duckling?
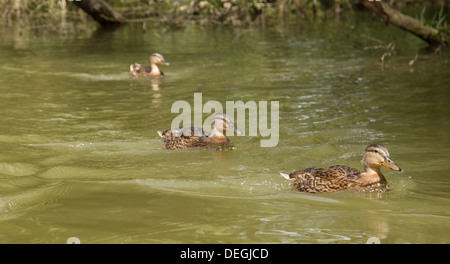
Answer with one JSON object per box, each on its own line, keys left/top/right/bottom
{"left": 157, "top": 113, "right": 242, "bottom": 150}
{"left": 130, "top": 52, "right": 169, "bottom": 78}
{"left": 280, "top": 144, "right": 402, "bottom": 193}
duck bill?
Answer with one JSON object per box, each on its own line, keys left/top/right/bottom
{"left": 382, "top": 157, "right": 402, "bottom": 172}
{"left": 161, "top": 60, "right": 170, "bottom": 66}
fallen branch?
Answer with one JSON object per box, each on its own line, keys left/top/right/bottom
{"left": 72, "top": 0, "right": 127, "bottom": 25}
{"left": 360, "top": 0, "right": 443, "bottom": 47}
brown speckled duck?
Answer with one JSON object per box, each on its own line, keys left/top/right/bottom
{"left": 280, "top": 144, "right": 402, "bottom": 193}
{"left": 130, "top": 52, "right": 169, "bottom": 78}
{"left": 157, "top": 113, "right": 242, "bottom": 150}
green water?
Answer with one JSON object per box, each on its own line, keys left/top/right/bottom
{"left": 0, "top": 17, "right": 449, "bottom": 244}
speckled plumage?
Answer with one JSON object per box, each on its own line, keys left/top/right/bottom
{"left": 287, "top": 165, "right": 361, "bottom": 193}
{"left": 158, "top": 127, "right": 231, "bottom": 150}
{"left": 129, "top": 63, "right": 164, "bottom": 78}
{"left": 281, "top": 144, "right": 402, "bottom": 193}
{"left": 157, "top": 113, "right": 241, "bottom": 150}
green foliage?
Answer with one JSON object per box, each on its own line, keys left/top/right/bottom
{"left": 418, "top": 5, "right": 449, "bottom": 43}
{"left": 318, "top": 0, "right": 334, "bottom": 10}
{"left": 1, "top": 0, "right": 448, "bottom": 32}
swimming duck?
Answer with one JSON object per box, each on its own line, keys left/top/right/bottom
{"left": 157, "top": 113, "right": 242, "bottom": 150}
{"left": 130, "top": 52, "right": 169, "bottom": 78}
{"left": 280, "top": 144, "right": 402, "bottom": 193}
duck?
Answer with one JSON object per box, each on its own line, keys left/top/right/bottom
{"left": 130, "top": 52, "right": 169, "bottom": 78}
{"left": 157, "top": 113, "right": 242, "bottom": 150}
{"left": 280, "top": 144, "right": 402, "bottom": 193}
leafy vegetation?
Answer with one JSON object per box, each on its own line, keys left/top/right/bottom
{"left": 1, "top": 0, "right": 448, "bottom": 45}
{"left": 418, "top": 5, "right": 449, "bottom": 43}
{"left": 0, "top": 0, "right": 446, "bottom": 25}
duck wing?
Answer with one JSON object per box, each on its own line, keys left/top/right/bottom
{"left": 158, "top": 127, "right": 211, "bottom": 149}
{"left": 130, "top": 64, "right": 156, "bottom": 78}
{"left": 288, "top": 165, "right": 361, "bottom": 193}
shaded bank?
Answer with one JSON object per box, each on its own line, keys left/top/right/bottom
{"left": 72, "top": 0, "right": 127, "bottom": 25}
{"left": 1, "top": 0, "right": 448, "bottom": 47}
{"left": 2, "top": 1, "right": 448, "bottom": 25}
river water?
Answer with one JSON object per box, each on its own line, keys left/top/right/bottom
{"left": 0, "top": 15, "right": 449, "bottom": 243}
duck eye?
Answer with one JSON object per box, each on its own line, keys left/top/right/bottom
{"left": 374, "top": 150, "right": 379, "bottom": 153}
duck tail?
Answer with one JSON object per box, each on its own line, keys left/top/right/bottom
{"left": 279, "top": 172, "right": 291, "bottom": 180}
{"left": 157, "top": 131, "right": 164, "bottom": 138}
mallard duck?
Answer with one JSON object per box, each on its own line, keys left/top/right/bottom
{"left": 280, "top": 144, "right": 402, "bottom": 193}
{"left": 130, "top": 52, "right": 169, "bottom": 78}
{"left": 157, "top": 113, "right": 242, "bottom": 150}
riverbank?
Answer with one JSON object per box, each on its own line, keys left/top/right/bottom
{"left": 1, "top": 0, "right": 448, "bottom": 28}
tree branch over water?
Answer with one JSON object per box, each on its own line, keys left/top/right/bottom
{"left": 71, "top": 0, "right": 127, "bottom": 25}
{"left": 360, "top": 0, "right": 445, "bottom": 47}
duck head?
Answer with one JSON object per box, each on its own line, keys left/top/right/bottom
{"left": 150, "top": 52, "right": 170, "bottom": 66}
{"left": 363, "top": 144, "right": 402, "bottom": 172}
{"left": 211, "top": 113, "right": 242, "bottom": 137}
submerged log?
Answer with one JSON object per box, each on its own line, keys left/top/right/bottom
{"left": 360, "top": 0, "right": 442, "bottom": 47}
{"left": 72, "top": 0, "right": 127, "bottom": 25}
